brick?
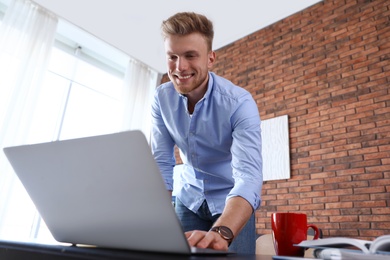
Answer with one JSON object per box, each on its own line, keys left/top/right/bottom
{"left": 340, "top": 194, "right": 370, "bottom": 201}
{"left": 340, "top": 208, "right": 372, "bottom": 215}
{"left": 267, "top": 199, "right": 287, "bottom": 206}
{"left": 300, "top": 203, "right": 325, "bottom": 211}
{"left": 307, "top": 136, "right": 333, "bottom": 145}
{"left": 381, "top": 157, "right": 390, "bottom": 165}
{"left": 348, "top": 146, "right": 379, "bottom": 156}
{"left": 318, "top": 222, "right": 340, "bottom": 230}
{"left": 313, "top": 183, "right": 339, "bottom": 192}
{"left": 290, "top": 162, "right": 310, "bottom": 170}
{"left": 338, "top": 180, "right": 368, "bottom": 189}
{"left": 267, "top": 188, "right": 288, "bottom": 195}
{"left": 329, "top": 215, "right": 359, "bottom": 222}
{"left": 369, "top": 178, "right": 390, "bottom": 187}
{"left": 379, "top": 145, "right": 390, "bottom": 152}
{"left": 340, "top": 222, "right": 370, "bottom": 230}
{"left": 311, "top": 171, "right": 337, "bottom": 179}
{"left": 370, "top": 222, "right": 390, "bottom": 230}
{"left": 313, "top": 209, "right": 341, "bottom": 216}
{"left": 353, "top": 172, "right": 385, "bottom": 181}
{"left": 309, "top": 147, "right": 335, "bottom": 156}
{"left": 365, "top": 151, "right": 390, "bottom": 160}
{"left": 361, "top": 114, "right": 390, "bottom": 125}
{"left": 306, "top": 216, "right": 330, "bottom": 223}
{"left": 276, "top": 193, "right": 299, "bottom": 200}
{"left": 276, "top": 205, "right": 300, "bottom": 212}
{"left": 289, "top": 198, "right": 313, "bottom": 205}
{"left": 372, "top": 207, "right": 390, "bottom": 215}
{"left": 354, "top": 186, "right": 386, "bottom": 194}
{"left": 330, "top": 229, "right": 359, "bottom": 237}
{"left": 348, "top": 134, "right": 376, "bottom": 145}
{"left": 299, "top": 179, "right": 324, "bottom": 186}
{"left": 336, "top": 167, "right": 365, "bottom": 176}
{"left": 351, "top": 159, "right": 380, "bottom": 169}
{"left": 334, "top": 155, "right": 363, "bottom": 164}
{"left": 346, "top": 110, "right": 374, "bottom": 121}
{"left": 325, "top": 201, "right": 354, "bottom": 210}
{"left": 356, "top": 102, "right": 386, "bottom": 114}
{"left": 321, "top": 151, "right": 348, "bottom": 160}
{"left": 366, "top": 165, "right": 390, "bottom": 173}
{"left": 327, "top": 171, "right": 354, "bottom": 181}
{"left": 297, "top": 167, "right": 324, "bottom": 175}
{"left": 359, "top": 214, "right": 390, "bottom": 222}
{"left": 326, "top": 130, "right": 359, "bottom": 140}
{"left": 324, "top": 163, "right": 350, "bottom": 172}
{"left": 297, "top": 144, "right": 321, "bottom": 153}
{"left": 313, "top": 195, "right": 339, "bottom": 204}
{"left": 354, "top": 200, "right": 387, "bottom": 208}
{"left": 262, "top": 183, "right": 277, "bottom": 190}
{"left": 333, "top": 143, "right": 361, "bottom": 152}
{"left": 360, "top": 226, "right": 390, "bottom": 236}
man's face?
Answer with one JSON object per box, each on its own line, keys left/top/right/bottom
{"left": 164, "top": 33, "right": 215, "bottom": 95}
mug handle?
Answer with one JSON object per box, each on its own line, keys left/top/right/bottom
{"left": 307, "top": 224, "right": 320, "bottom": 240}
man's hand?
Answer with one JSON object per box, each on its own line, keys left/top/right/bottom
{"left": 185, "top": 197, "right": 253, "bottom": 252}
{"left": 185, "top": 230, "right": 229, "bottom": 251}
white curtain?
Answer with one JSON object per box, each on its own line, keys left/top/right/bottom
{"left": 122, "top": 59, "right": 161, "bottom": 142}
{"left": 0, "top": 0, "right": 58, "bottom": 240}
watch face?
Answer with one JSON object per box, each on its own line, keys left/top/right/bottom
{"left": 210, "top": 226, "right": 234, "bottom": 246}
{"left": 218, "top": 226, "right": 233, "bottom": 239}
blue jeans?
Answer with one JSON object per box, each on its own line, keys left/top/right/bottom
{"left": 175, "top": 198, "right": 256, "bottom": 254}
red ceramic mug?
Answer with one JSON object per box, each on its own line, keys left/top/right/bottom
{"left": 271, "top": 212, "right": 319, "bottom": 257}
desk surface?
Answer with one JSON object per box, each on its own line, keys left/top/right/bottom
{"left": 0, "top": 240, "right": 273, "bottom": 260}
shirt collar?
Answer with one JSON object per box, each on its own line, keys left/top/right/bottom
{"left": 203, "top": 72, "right": 214, "bottom": 101}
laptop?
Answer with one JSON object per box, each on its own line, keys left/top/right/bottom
{"left": 3, "top": 130, "right": 228, "bottom": 255}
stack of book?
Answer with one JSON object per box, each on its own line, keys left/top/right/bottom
{"left": 294, "top": 235, "right": 390, "bottom": 260}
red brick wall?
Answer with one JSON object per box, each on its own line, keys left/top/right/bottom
{"left": 211, "top": 0, "right": 390, "bottom": 240}
{"left": 163, "top": 0, "right": 390, "bottom": 240}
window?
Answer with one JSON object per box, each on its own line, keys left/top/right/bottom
{"left": 33, "top": 44, "right": 126, "bottom": 143}
{"left": 0, "top": 3, "right": 158, "bottom": 243}
{"left": 20, "top": 43, "right": 127, "bottom": 243}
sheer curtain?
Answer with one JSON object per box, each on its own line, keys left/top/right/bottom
{"left": 0, "top": 0, "right": 162, "bottom": 243}
{"left": 122, "top": 59, "right": 161, "bottom": 141}
{"left": 0, "top": 0, "right": 58, "bottom": 240}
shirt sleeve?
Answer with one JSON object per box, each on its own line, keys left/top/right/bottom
{"left": 150, "top": 88, "right": 176, "bottom": 191}
{"left": 227, "top": 93, "right": 263, "bottom": 210}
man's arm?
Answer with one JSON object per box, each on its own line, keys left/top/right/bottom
{"left": 185, "top": 196, "right": 253, "bottom": 251}
{"left": 151, "top": 87, "right": 177, "bottom": 190}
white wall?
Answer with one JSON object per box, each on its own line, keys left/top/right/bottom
{"left": 31, "top": 0, "right": 322, "bottom": 73}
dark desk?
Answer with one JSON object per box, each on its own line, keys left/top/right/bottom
{"left": 0, "top": 240, "right": 273, "bottom": 260}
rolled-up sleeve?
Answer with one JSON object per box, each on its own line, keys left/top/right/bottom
{"left": 227, "top": 95, "right": 263, "bottom": 210}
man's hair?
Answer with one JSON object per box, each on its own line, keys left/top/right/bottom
{"left": 161, "top": 12, "right": 214, "bottom": 51}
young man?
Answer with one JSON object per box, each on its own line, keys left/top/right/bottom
{"left": 151, "top": 12, "right": 263, "bottom": 254}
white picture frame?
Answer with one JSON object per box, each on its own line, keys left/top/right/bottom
{"left": 262, "top": 115, "right": 290, "bottom": 181}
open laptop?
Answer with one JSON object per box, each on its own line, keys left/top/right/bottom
{"left": 3, "top": 130, "right": 228, "bottom": 255}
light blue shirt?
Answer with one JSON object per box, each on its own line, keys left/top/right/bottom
{"left": 151, "top": 72, "right": 263, "bottom": 215}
